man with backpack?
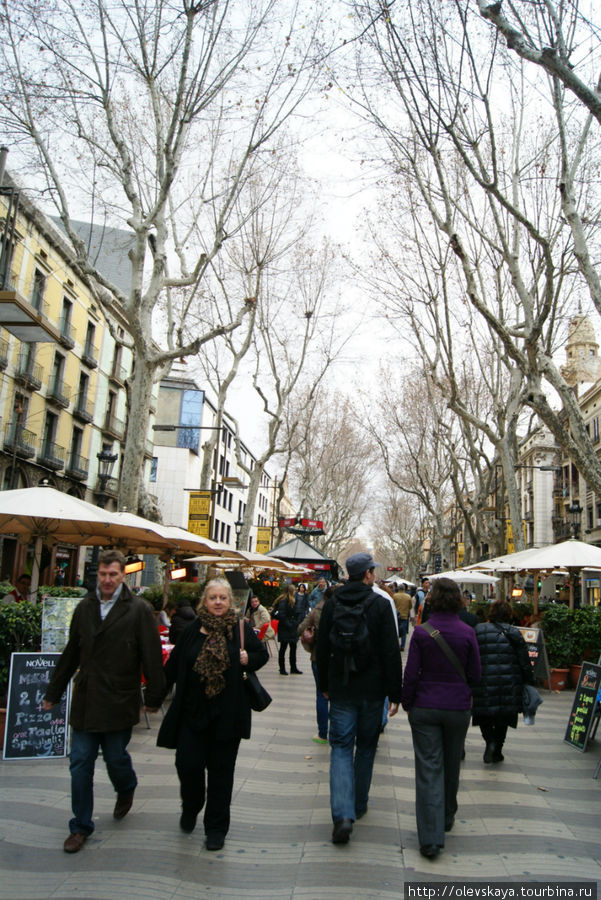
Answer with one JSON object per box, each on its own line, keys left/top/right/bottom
{"left": 316, "top": 552, "right": 403, "bottom": 845}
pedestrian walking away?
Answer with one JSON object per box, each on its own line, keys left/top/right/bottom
{"left": 272, "top": 584, "right": 304, "bottom": 675}
{"left": 157, "top": 578, "right": 268, "bottom": 851}
{"left": 316, "top": 552, "right": 403, "bottom": 846}
{"left": 401, "top": 577, "right": 481, "bottom": 861}
{"left": 471, "top": 600, "right": 534, "bottom": 764}
{"left": 298, "top": 587, "right": 331, "bottom": 743}
{"left": 42, "top": 549, "right": 165, "bottom": 854}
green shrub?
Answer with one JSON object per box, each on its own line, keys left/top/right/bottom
{"left": 141, "top": 580, "right": 205, "bottom": 611}
{"left": 38, "top": 586, "right": 86, "bottom": 598}
{"left": 0, "top": 601, "right": 43, "bottom": 703}
{"left": 541, "top": 604, "right": 574, "bottom": 669}
{"left": 572, "top": 606, "right": 601, "bottom": 663}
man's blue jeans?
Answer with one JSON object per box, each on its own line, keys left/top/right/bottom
{"left": 328, "top": 698, "right": 382, "bottom": 822}
{"left": 311, "top": 660, "right": 329, "bottom": 740}
{"left": 69, "top": 727, "right": 136, "bottom": 835}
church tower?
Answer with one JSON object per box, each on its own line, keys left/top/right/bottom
{"left": 560, "top": 315, "right": 601, "bottom": 389}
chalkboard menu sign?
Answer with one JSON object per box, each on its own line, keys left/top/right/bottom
{"left": 3, "top": 653, "right": 70, "bottom": 760}
{"left": 564, "top": 662, "right": 601, "bottom": 753}
{"left": 517, "top": 626, "right": 549, "bottom": 682}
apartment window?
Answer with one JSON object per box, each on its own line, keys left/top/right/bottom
{"left": 228, "top": 493, "right": 232, "bottom": 513}
{"left": 149, "top": 457, "right": 158, "bottom": 482}
{"left": 31, "top": 269, "right": 46, "bottom": 311}
{"left": 84, "top": 322, "right": 96, "bottom": 355}
{"left": 594, "top": 417, "right": 599, "bottom": 442}
{"left": 588, "top": 507, "right": 594, "bottom": 530}
{"left": 70, "top": 427, "right": 83, "bottom": 463}
{"left": 220, "top": 521, "right": 226, "bottom": 543}
{"left": 226, "top": 524, "right": 231, "bottom": 544}
{"left": 51, "top": 352, "right": 65, "bottom": 390}
{"left": 78, "top": 371, "right": 89, "bottom": 403}
{"left": 43, "top": 410, "right": 58, "bottom": 451}
{"left": 219, "top": 454, "right": 225, "bottom": 475}
{"left": 213, "top": 518, "right": 220, "bottom": 542}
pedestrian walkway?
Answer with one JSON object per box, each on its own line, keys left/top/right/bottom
{"left": 1, "top": 653, "right": 600, "bottom": 899}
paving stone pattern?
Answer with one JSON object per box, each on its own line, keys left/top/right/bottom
{"left": 1, "top": 652, "right": 600, "bottom": 899}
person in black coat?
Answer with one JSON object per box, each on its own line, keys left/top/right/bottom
{"left": 168, "top": 596, "right": 196, "bottom": 644}
{"left": 471, "top": 600, "right": 534, "bottom": 764}
{"left": 272, "top": 584, "right": 304, "bottom": 675}
{"left": 157, "top": 579, "right": 268, "bottom": 850}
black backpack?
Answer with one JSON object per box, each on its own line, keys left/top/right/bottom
{"left": 329, "top": 594, "right": 375, "bottom": 685}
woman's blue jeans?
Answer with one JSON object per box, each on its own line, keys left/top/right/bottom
{"left": 328, "top": 698, "right": 382, "bottom": 822}
{"left": 69, "top": 727, "right": 136, "bottom": 835}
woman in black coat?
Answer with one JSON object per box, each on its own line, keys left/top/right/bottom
{"left": 157, "top": 579, "right": 268, "bottom": 850}
{"left": 272, "top": 584, "right": 303, "bottom": 675}
{"left": 472, "top": 600, "right": 534, "bottom": 764}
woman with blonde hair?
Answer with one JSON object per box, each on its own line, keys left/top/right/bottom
{"left": 272, "top": 583, "right": 303, "bottom": 675}
{"left": 157, "top": 579, "right": 268, "bottom": 850}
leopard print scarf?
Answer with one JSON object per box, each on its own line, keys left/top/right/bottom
{"left": 193, "top": 607, "right": 238, "bottom": 698}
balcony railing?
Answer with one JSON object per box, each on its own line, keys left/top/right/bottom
{"left": 95, "top": 475, "right": 118, "bottom": 498}
{"left": 14, "top": 354, "right": 43, "bottom": 391}
{"left": 102, "top": 413, "right": 125, "bottom": 439}
{"left": 58, "top": 316, "right": 76, "bottom": 349}
{"left": 3, "top": 423, "right": 37, "bottom": 459}
{"left": 73, "top": 393, "right": 94, "bottom": 423}
{"left": 0, "top": 338, "right": 8, "bottom": 370}
{"left": 81, "top": 343, "right": 98, "bottom": 368}
{"left": 66, "top": 452, "right": 89, "bottom": 480}
{"left": 109, "top": 363, "right": 127, "bottom": 386}
{"left": 47, "top": 379, "right": 71, "bottom": 409}
{"left": 38, "top": 440, "right": 66, "bottom": 470}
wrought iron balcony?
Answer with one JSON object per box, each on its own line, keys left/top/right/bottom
{"left": 109, "top": 363, "right": 127, "bottom": 386}
{"left": 38, "top": 439, "right": 66, "bottom": 470}
{"left": 3, "top": 422, "right": 37, "bottom": 459}
{"left": 14, "top": 353, "right": 43, "bottom": 391}
{"left": 81, "top": 342, "right": 98, "bottom": 368}
{"left": 66, "top": 452, "right": 89, "bottom": 480}
{"left": 58, "top": 316, "right": 76, "bottom": 349}
{"left": 0, "top": 338, "right": 8, "bottom": 370}
{"left": 47, "top": 379, "right": 71, "bottom": 409}
{"left": 73, "top": 393, "right": 94, "bottom": 424}
{"left": 102, "top": 412, "right": 125, "bottom": 440}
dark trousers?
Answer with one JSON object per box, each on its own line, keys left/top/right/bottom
{"left": 278, "top": 640, "right": 298, "bottom": 673}
{"left": 175, "top": 721, "right": 241, "bottom": 837}
{"left": 479, "top": 719, "right": 508, "bottom": 750}
{"left": 69, "top": 727, "right": 136, "bottom": 836}
{"left": 408, "top": 707, "right": 470, "bottom": 849}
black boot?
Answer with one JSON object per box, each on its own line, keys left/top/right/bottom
{"left": 483, "top": 742, "right": 495, "bottom": 764}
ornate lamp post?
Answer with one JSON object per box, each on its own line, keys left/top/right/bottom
{"left": 235, "top": 517, "right": 244, "bottom": 551}
{"left": 86, "top": 449, "right": 118, "bottom": 591}
{"left": 568, "top": 501, "right": 583, "bottom": 539}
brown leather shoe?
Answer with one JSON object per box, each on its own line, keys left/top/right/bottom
{"left": 64, "top": 832, "right": 87, "bottom": 853}
{"left": 113, "top": 789, "right": 135, "bottom": 820}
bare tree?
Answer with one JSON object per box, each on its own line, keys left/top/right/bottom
{"left": 477, "top": 0, "right": 601, "bottom": 126}
{"left": 346, "top": 0, "right": 601, "bottom": 498}
{"left": 286, "top": 389, "right": 375, "bottom": 559}
{"left": 0, "top": 0, "right": 327, "bottom": 512}
{"left": 230, "top": 240, "right": 350, "bottom": 550}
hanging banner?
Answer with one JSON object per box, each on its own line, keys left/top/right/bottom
{"left": 188, "top": 491, "right": 212, "bottom": 538}
{"left": 256, "top": 526, "right": 272, "bottom": 554}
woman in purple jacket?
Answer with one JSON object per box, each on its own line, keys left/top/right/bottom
{"left": 402, "top": 578, "right": 481, "bottom": 860}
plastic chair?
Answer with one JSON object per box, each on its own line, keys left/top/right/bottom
{"left": 258, "top": 621, "right": 276, "bottom": 656}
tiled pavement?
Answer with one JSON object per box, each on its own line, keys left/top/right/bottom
{"left": 1, "top": 651, "right": 600, "bottom": 899}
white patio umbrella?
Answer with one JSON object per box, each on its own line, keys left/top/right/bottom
{"left": 428, "top": 569, "right": 499, "bottom": 585}
{"left": 0, "top": 486, "right": 132, "bottom": 598}
{"left": 463, "top": 547, "right": 546, "bottom": 573}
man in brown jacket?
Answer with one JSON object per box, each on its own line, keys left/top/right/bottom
{"left": 43, "top": 549, "right": 165, "bottom": 853}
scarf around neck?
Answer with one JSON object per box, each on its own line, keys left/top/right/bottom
{"left": 193, "top": 606, "right": 238, "bottom": 698}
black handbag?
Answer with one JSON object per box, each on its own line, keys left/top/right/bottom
{"left": 239, "top": 621, "right": 272, "bottom": 711}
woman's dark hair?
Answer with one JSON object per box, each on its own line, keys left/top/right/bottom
{"left": 429, "top": 577, "right": 462, "bottom": 613}
{"left": 297, "top": 583, "right": 306, "bottom": 593}
{"left": 488, "top": 600, "right": 512, "bottom": 623}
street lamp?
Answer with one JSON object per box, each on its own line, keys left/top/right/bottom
{"left": 86, "top": 449, "right": 118, "bottom": 590}
{"left": 235, "top": 518, "right": 244, "bottom": 551}
{"left": 568, "top": 501, "right": 583, "bottom": 539}
{"left": 96, "top": 448, "right": 118, "bottom": 509}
